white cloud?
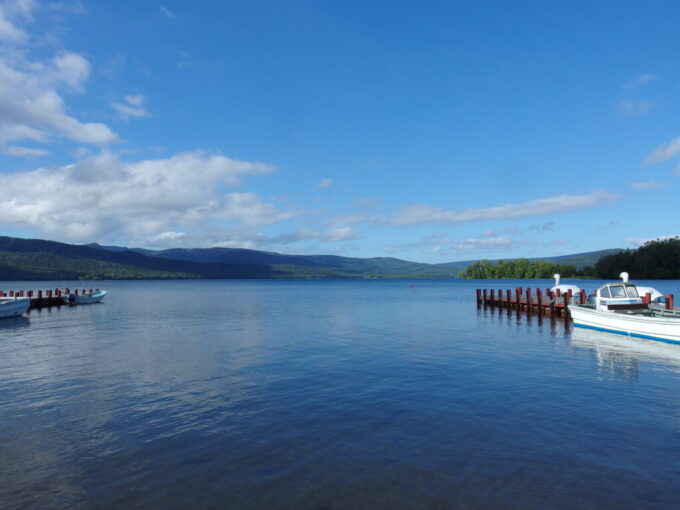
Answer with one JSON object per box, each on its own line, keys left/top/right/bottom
{"left": 616, "top": 99, "right": 653, "bottom": 116}
{"left": 315, "top": 178, "right": 333, "bottom": 189}
{"left": 528, "top": 221, "right": 555, "bottom": 232}
{"left": 0, "top": 49, "right": 117, "bottom": 153}
{"left": 216, "top": 192, "right": 293, "bottom": 226}
{"left": 382, "top": 232, "right": 523, "bottom": 256}
{"left": 0, "top": 4, "right": 117, "bottom": 155}
{"left": 450, "top": 236, "right": 514, "bottom": 252}
{"left": 644, "top": 135, "right": 680, "bottom": 165}
{"left": 124, "top": 94, "right": 144, "bottom": 106}
{"left": 630, "top": 180, "right": 666, "bottom": 190}
{"left": 0, "top": 0, "right": 33, "bottom": 44}
{"left": 51, "top": 51, "right": 90, "bottom": 91}
{"left": 160, "top": 5, "right": 176, "bottom": 19}
{"left": 144, "top": 229, "right": 265, "bottom": 250}
{"left": 480, "top": 226, "right": 525, "bottom": 238}
{"left": 0, "top": 151, "right": 281, "bottom": 242}
{"left": 2, "top": 144, "right": 47, "bottom": 156}
{"left": 112, "top": 94, "right": 150, "bottom": 120}
{"left": 626, "top": 235, "right": 677, "bottom": 247}
{"left": 270, "top": 226, "right": 360, "bottom": 245}
{"left": 624, "top": 73, "right": 656, "bottom": 89}
{"left": 387, "top": 192, "right": 618, "bottom": 226}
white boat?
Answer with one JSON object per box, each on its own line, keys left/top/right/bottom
{"left": 0, "top": 297, "right": 31, "bottom": 319}
{"left": 551, "top": 273, "right": 582, "bottom": 301}
{"left": 570, "top": 273, "right": 680, "bottom": 344}
{"left": 636, "top": 285, "right": 664, "bottom": 304}
{"left": 65, "top": 290, "right": 107, "bottom": 305}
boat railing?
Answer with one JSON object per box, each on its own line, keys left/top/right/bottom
{"left": 650, "top": 306, "right": 680, "bottom": 318}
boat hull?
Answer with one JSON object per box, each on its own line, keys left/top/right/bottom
{"left": 0, "top": 298, "right": 31, "bottom": 319}
{"left": 65, "top": 290, "right": 107, "bottom": 305}
{"left": 570, "top": 305, "right": 680, "bottom": 345}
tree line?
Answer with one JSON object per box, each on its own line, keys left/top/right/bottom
{"left": 594, "top": 237, "right": 680, "bottom": 279}
{"left": 461, "top": 259, "right": 578, "bottom": 279}
{"left": 462, "top": 238, "right": 680, "bottom": 279}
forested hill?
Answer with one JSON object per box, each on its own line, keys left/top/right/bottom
{"left": 0, "top": 235, "right": 621, "bottom": 281}
{"left": 594, "top": 238, "right": 680, "bottom": 279}
{"left": 0, "top": 236, "right": 454, "bottom": 280}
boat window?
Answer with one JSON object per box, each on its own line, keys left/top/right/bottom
{"left": 599, "top": 287, "right": 611, "bottom": 299}
{"left": 610, "top": 285, "right": 626, "bottom": 298}
{"left": 626, "top": 286, "right": 639, "bottom": 298}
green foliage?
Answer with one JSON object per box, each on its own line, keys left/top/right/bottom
{"left": 0, "top": 251, "right": 194, "bottom": 280}
{"left": 0, "top": 236, "right": 462, "bottom": 280}
{"left": 594, "top": 237, "right": 680, "bottom": 279}
{"left": 461, "top": 258, "right": 578, "bottom": 279}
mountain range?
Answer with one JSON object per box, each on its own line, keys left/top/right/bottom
{"left": 0, "top": 235, "right": 622, "bottom": 281}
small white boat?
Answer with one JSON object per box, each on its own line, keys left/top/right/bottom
{"left": 570, "top": 273, "right": 680, "bottom": 344}
{"left": 65, "top": 290, "right": 107, "bottom": 305}
{"left": 636, "top": 285, "right": 664, "bottom": 304}
{"left": 550, "top": 273, "right": 582, "bottom": 302}
{"left": 0, "top": 297, "right": 31, "bottom": 319}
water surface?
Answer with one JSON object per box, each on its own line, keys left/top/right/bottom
{"left": 1, "top": 278, "right": 680, "bottom": 509}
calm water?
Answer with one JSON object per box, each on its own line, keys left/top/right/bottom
{"left": 2, "top": 278, "right": 680, "bottom": 509}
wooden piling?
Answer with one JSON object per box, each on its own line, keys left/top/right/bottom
{"left": 525, "top": 288, "right": 531, "bottom": 312}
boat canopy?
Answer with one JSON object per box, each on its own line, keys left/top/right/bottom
{"left": 637, "top": 286, "right": 664, "bottom": 302}
{"left": 550, "top": 273, "right": 582, "bottom": 295}
{"left": 596, "top": 282, "right": 640, "bottom": 299}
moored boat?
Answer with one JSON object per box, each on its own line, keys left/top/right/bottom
{"left": 551, "top": 273, "right": 582, "bottom": 302}
{"left": 0, "top": 297, "right": 31, "bottom": 319}
{"left": 570, "top": 273, "right": 680, "bottom": 344}
{"left": 65, "top": 290, "right": 107, "bottom": 305}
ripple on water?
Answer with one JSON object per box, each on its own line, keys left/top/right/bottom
{"left": 1, "top": 278, "right": 680, "bottom": 509}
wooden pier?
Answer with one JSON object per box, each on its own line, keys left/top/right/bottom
{"left": 476, "top": 287, "right": 676, "bottom": 318}
{"left": 0, "top": 288, "right": 100, "bottom": 309}
{"left": 477, "top": 287, "right": 577, "bottom": 318}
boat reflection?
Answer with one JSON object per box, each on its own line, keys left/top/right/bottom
{"left": 0, "top": 316, "right": 30, "bottom": 330}
{"left": 570, "top": 328, "right": 680, "bottom": 381}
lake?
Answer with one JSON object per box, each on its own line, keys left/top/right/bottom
{"left": 2, "top": 278, "right": 680, "bottom": 509}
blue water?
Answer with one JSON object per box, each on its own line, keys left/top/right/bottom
{"left": 2, "top": 278, "right": 680, "bottom": 509}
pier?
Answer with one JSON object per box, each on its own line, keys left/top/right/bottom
{"left": 0, "top": 288, "right": 100, "bottom": 309}
{"left": 476, "top": 287, "right": 676, "bottom": 318}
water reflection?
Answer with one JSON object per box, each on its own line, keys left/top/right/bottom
{"left": 477, "top": 305, "right": 680, "bottom": 381}
{"left": 477, "top": 305, "right": 568, "bottom": 340}
{"left": 570, "top": 328, "right": 680, "bottom": 381}
{"left": 4, "top": 279, "right": 680, "bottom": 510}
{"left": 0, "top": 316, "right": 29, "bottom": 331}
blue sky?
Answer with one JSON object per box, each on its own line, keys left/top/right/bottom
{"left": 0, "top": 0, "right": 678, "bottom": 262}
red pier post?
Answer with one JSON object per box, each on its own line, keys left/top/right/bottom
{"left": 525, "top": 288, "right": 532, "bottom": 312}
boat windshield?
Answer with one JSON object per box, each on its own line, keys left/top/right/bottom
{"left": 600, "top": 287, "right": 611, "bottom": 299}
{"left": 610, "top": 285, "right": 626, "bottom": 298}
{"left": 626, "top": 286, "right": 639, "bottom": 298}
